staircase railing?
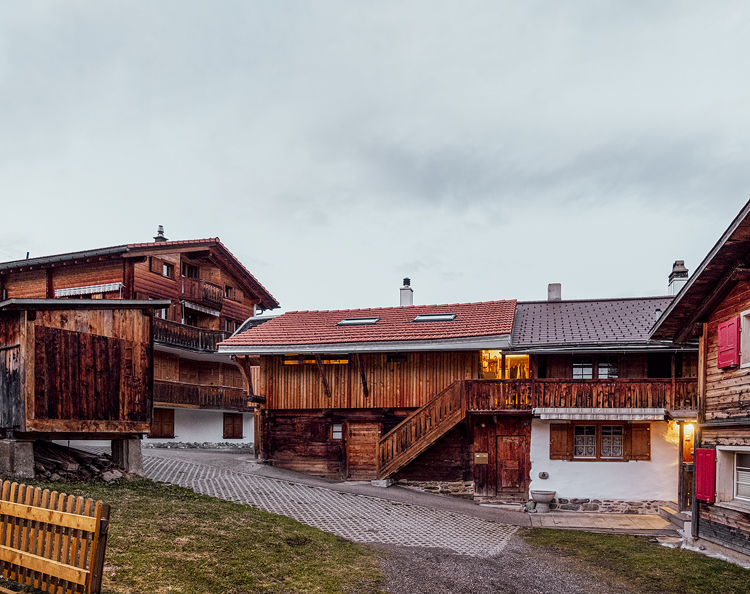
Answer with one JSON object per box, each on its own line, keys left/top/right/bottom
{"left": 378, "top": 381, "right": 465, "bottom": 479}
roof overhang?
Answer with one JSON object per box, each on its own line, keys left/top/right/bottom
{"left": 651, "top": 199, "right": 750, "bottom": 342}
{"left": 534, "top": 407, "right": 666, "bottom": 421}
{"left": 508, "top": 341, "right": 698, "bottom": 354}
{"left": 218, "top": 333, "right": 512, "bottom": 355}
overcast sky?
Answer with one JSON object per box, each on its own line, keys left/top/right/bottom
{"left": 1, "top": 2, "right": 749, "bottom": 313}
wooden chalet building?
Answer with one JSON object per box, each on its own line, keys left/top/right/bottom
{"left": 0, "top": 228, "right": 278, "bottom": 446}
{"left": 220, "top": 283, "right": 698, "bottom": 511}
{"left": 652, "top": 199, "right": 750, "bottom": 556}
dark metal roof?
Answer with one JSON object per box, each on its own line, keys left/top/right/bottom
{"left": 0, "top": 245, "right": 129, "bottom": 272}
{"left": 0, "top": 298, "right": 171, "bottom": 311}
{"left": 512, "top": 296, "right": 679, "bottom": 351}
{"left": 651, "top": 199, "right": 750, "bottom": 342}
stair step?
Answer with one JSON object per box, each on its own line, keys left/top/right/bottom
{"left": 658, "top": 505, "right": 691, "bottom": 529}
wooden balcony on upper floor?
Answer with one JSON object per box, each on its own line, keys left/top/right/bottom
{"left": 153, "top": 380, "right": 253, "bottom": 411}
{"left": 153, "top": 318, "right": 230, "bottom": 352}
{"left": 179, "top": 277, "right": 224, "bottom": 310}
{"left": 465, "top": 378, "right": 698, "bottom": 413}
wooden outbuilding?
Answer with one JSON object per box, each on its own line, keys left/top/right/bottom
{"left": 653, "top": 198, "right": 750, "bottom": 556}
{"left": 0, "top": 298, "right": 168, "bottom": 476}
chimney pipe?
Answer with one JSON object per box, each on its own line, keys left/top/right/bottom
{"left": 668, "top": 260, "right": 688, "bottom": 296}
{"left": 153, "top": 225, "right": 168, "bottom": 242}
{"left": 400, "top": 278, "right": 413, "bottom": 306}
{"left": 548, "top": 283, "right": 561, "bottom": 301}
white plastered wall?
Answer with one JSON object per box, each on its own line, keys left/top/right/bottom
{"left": 528, "top": 419, "right": 678, "bottom": 501}
{"left": 147, "top": 408, "right": 255, "bottom": 444}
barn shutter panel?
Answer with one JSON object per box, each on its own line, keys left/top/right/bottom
{"left": 630, "top": 424, "right": 651, "bottom": 461}
{"left": 234, "top": 414, "right": 244, "bottom": 439}
{"left": 695, "top": 448, "right": 716, "bottom": 503}
{"left": 150, "top": 256, "right": 163, "bottom": 274}
{"left": 235, "top": 288, "right": 244, "bottom": 303}
{"left": 311, "top": 419, "right": 328, "bottom": 442}
{"left": 223, "top": 413, "right": 232, "bottom": 439}
{"left": 717, "top": 317, "right": 740, "bottom": 369}
{"left": 549, "top": 424, "right": 570, "bottom": 460}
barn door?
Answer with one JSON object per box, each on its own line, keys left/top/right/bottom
{"left": 496, "top": 433, "right": 530, "bottom": 495}
{"left": 345, "top": 421, "right": 380, "bottom": 480}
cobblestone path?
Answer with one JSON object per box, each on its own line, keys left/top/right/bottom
{"left": 143, "top": 454, "right": 517, "bottom": 557}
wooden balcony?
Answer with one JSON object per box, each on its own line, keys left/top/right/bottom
{"left": 179, "top": 277, "right": 224, "bottom": 310}
{"left": 465, "top": 378, "right": 698, "bottom": 412}
{"left": 153, "top": 318, "right": 230, "bottom": 352}
{"left": 154, "top": 380, "right": 253, "bottom": 411}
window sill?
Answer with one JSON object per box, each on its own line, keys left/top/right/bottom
{"left": 713, "top": 500, "right": 750, "bottom": 514}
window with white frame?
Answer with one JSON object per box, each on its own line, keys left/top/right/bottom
{"left": 741, "top": 309, "right": 750, "bottom": 368}
{"left": 737, "top": 453, "right": 750, "bottom": 501}
{"left": 601, "top": 426, "right": 624, "bottom": 458}
{"left": 573, "top": 356, "right": 593, "bottom": 379}
{"left": 574, "top": 426, "right": 596, "bottom": 458}
{"left": 332, "top": 423, "right": 343, "bottom": 440}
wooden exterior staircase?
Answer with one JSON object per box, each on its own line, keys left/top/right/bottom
{"left": 377, "top": 381, "right": 465, "bottom": 479}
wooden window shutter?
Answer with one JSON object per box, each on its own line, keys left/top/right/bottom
{"left": 630, "top": 424, "right": 651, "bottom": 461}
{"left": 152, "top": 409, "right": 174, "bottom": 438}
{"left": 223, "top": 413, "right": 243, "bottom": 439}
{"left": 233, "top": 414, "right": 243, "bottom": 439}
{"left": 150, "top": 256, "right": 163, "bottom": 275}
{"left": 717, "top": 317, "right": 740, "bottom": 369}
{"left": 695, "top": 448, "right": 716, "bottom": 503}
{"left": 549, "top": 424, "right": 571, "bottom": 460}
{"left": 223, "top": 414, "right": 232, "bottom": 439}
{"left": 235, "top": 288, "right": 244, "bottom": 303}
{"left": 311, "top": 419, "right": 328, "bottom": 442}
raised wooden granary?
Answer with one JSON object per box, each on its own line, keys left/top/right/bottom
{"left": 0, "top": 298, "right": 167, "bottom": 475}
{"left": 220, "top": 289, "right": 698, "bottom": 513}
{"left": 653, "top": 198, "right": 750, "bottom": 556}
{"left": 0, "top": 231, "right": 278, "bottom": 449}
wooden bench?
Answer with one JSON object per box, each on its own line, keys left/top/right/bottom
{"left": 0, "top": 481, "right": 110, "bottom": 594}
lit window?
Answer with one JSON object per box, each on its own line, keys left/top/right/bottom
{"left": 505, "top": 355, "right": 529, "bottom": 379}
{"left": 332, "top": 423, "right": 343, "bottom": 440}
{"left": 412, "top": 313, "right": 456, "bottom": 323}
{"left": 737, "top": 453, "right": 750, "bottom": 501}
{"left": 337, "top": 317, "right": 380, "bottom": 326}
{"left": 574, "top": 426, "right": 596, "bottom": 458}
{"left": 573, "top": 356, "right": 593, "bottom": 379}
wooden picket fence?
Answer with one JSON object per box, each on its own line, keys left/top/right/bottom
{"left": 0, "top": 481, "right": 110, "bottom": 594}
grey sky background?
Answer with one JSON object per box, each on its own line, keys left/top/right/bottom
{"left": 1, "top": 2, "right": 749, "bottom": 313}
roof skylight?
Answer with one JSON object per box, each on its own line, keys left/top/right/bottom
{"left": 337, "top": 317, "right": 381, "bottom": 326}
{"left": 412, "top": 313, "right": 457, "bottom": 323}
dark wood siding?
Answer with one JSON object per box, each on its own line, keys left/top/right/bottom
{"left": 393, "top": 424, "right": 470, "bottom": 482}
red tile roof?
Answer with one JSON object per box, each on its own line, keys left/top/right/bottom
{"left": 221, "top": 300, "right": 517, "bottom": 348}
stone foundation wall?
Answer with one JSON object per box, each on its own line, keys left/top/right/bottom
{"left": 396, "top": 479, "right": 474, "bottom": 498}
{"left": 547, "top": 498, "right": 672, "bottom": 514}
{"left": 142, "top": 442, "right": 254, "bottom": 452}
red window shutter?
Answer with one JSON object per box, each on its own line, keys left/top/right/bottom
{"left": 695, "top": 448, "right": 716, "bottom": 503}
{"left": 717, "top": 317, "right": 740, "bottom": 369}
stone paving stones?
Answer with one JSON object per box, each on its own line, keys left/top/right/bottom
{"left": 143, "top": 455, "right": 517, "bottom": 557}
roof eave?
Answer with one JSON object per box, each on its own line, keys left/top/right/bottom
{"left": 218, "top": 333, "right": 512, "bottom": 355}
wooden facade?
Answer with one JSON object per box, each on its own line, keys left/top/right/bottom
{"left": 0, "top": 302, "right": 155, "bottom": 439}
{"left": 257, "top": 350, "right": 697, "bottom": 489}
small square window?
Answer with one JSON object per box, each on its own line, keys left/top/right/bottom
{"left": 332, "top": 423, "right": 343, "bottom": 440}
{"left": 573, "top": 356, "right": 593, "bottom": 379}
{"left": 598, "top": 356, "right": 619, "bottom": 379}
{"left": 162, "top": 263, "right": 174, "bottom": 278}
{"left": 736, "top": 453, "right": 750, "bottom": 501}
{"left": 601, "top": 425, "right": 624, "bottom": 458}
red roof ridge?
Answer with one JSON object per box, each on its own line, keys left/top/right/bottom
{"left": 281, "top": 299, "right": 517, "bottom": 316}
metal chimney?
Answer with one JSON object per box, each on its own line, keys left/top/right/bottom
{"left": 548, "top": 283, "right": 562, "bottom": 301}
{"left": 153, "top": 225, "right": 168, "bottom": 242}
{"left": 668, "top": 260, "right": 688, "bottom": 296}
{"left": 400, "top": 278, "right": 413, "bottom": 306}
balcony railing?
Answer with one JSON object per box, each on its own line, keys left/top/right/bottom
{"left": 154, "top": 380, "right": 253, "bottom": 411}
{"left": 179, "top": 277, "right": 224, "bottom": 310}
{"left": 153, "top": 318, "right": 229, "bottom": 352}
{"left": 464, "top": 378, "right": 698, "bottom": 412}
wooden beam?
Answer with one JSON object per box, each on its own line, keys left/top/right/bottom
{"left": 356, "top": 354, "right": 369, "bottom": 399}
{"left": 314, "top": 354, "right": 332, "bottom": 398}
{"left": 45, "top": 269, "right": 54, "bottom": 299}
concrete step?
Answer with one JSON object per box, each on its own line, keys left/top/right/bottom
{"left": 658, "top": 504, "right": 692, "bottom": 530}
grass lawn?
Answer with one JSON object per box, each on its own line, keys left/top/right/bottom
{"left": 522, "top": 528, "right": 750, "bottom": 594}
{"left": 1, "top": 476, "right": 384, "bottom": 594}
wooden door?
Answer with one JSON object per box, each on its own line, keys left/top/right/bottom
{"left": 496, "top": 433, "right": 530, "bottom": 495}
{"left": 345, "top": 421, "right": 380, "bottom": 480}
